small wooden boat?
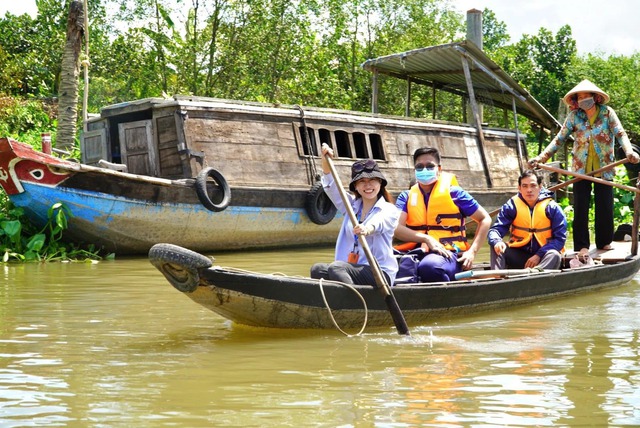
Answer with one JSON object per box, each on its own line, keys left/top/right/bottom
{"left": 148, "top": 242, "right": 640, "bottom": 331}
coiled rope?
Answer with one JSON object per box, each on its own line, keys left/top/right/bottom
{"left": 318, "top": 278, "right": 368, "bottom": 337}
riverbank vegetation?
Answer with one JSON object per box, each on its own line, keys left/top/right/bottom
{"left": 0, "top": 192, "right": 112, "bottom": 262}
{"left": 0, "top": 0, "right": 638, "bottom": 259}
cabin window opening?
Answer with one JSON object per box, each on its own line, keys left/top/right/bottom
{"left": 319, "top": 128, "right": 332, "bottom": 149}
{"left": 370, "top": 134, "right": 385, "bottom": 160}
{"left": 299, "top": 126, "right": 318, "bottom": 156}
{"left": 353, "top": 132, "right": 368, "bottom": 158}
{"left": 335, "top": 130, "right": 351, "bottom": 158}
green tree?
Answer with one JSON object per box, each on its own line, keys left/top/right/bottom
{"left": 480, "top": 8, "right": 509, "bottom": 53}
{"left": 569, "top": 53, "right": 640, "bottom": 142}
{"left": 0, "top": 0, "right": 66, "bottom": 97}
{"left": 354, "top": 0, "right": 464, "bottom": 118}
{"left": 57, "top": 0, "right": 85, "bottom": 150}
{"left": 495, "top": 25, "right": 577, "bottom": 118}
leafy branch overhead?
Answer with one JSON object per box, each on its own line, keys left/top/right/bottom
{"left": 1, "top": 1, "right": 639, "bottom": 141}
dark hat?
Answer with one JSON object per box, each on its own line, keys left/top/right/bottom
{"left": 349, "top": 159, "right": 387, "bottom": 192}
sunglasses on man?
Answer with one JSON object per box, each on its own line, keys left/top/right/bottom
{"left": 414, "top": 162, "right": 438, "bottom": 171}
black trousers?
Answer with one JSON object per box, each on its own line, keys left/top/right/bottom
{"left": 572, "top": 179, "right": 613, "bottom": 250}
{"left": 310, "top": 261, "right": 390, "bottom": 286}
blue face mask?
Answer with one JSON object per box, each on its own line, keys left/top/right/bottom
{"left": 415, "top": 168, "right": 437, "bottom": 185}
{"left": 578, "top": 97, "right": 595, "bottom": 111}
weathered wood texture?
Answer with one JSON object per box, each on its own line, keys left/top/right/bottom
{"left": 84, "top": 98, "right": 523, "bottom": 202}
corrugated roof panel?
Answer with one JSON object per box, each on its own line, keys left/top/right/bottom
{"left": 362, "top": 41, "right": 559, "bottom": 131}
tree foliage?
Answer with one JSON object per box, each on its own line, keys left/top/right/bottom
{"left": 569, "top": 53, "right": 640, "bottom": 141}
{"left": 0, "top": 1, "right": 638, "bottom": 149}
{"left": 490, "top": 24, "right": 578, "bottom": 121}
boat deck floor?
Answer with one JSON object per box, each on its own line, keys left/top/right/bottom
{"left": 563, "top": 240, "right": 635, "bottom": 264}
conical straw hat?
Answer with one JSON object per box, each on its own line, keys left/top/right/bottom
{"left": 563, "top": 79, "right": 610, "bottom": 105}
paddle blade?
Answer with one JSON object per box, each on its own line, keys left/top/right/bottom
{"left": 385, "top": 293, "right": 411, "bottom": 336}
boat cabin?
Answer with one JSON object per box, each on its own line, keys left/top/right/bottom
{"left": 80, "top": 41, "right": 560, "bottom": 212}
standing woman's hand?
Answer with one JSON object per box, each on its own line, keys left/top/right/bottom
{"left": 528, "top": 157, "right": 541, "bottom": 168}
{"left": 626, "top": 151, "right": 640, "bottom": 164}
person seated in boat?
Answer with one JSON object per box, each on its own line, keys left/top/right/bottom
{"left": 393, "top": 147, "right": 492, "bottom": 282}
{"left": 310, "top": 144, "right": 400, "bottom": 286}
{"left": 488, "top": 169, "right": 567, "bottom": 270}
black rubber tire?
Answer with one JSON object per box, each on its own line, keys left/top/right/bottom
{"left": 148, "top": 243, "right": 213, "bottom": 293}
{"left": 305, "top": 181, "right": 337, "bottom": 225}
{"left": 195, "top": 167, "right": 231, "bottom": 212}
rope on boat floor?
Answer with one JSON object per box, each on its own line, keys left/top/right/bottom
{"left": 318, "top": 278, "right": 368, "bottom": 337}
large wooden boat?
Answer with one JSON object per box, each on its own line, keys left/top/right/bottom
{"left": 148, "top": 242, "right": 640, "bottom": 331}
{"left": 0, "top": 41, "right": 559, "bottom": 254}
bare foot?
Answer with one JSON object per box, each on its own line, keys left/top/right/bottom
{"left": 601, "top": 244, "right": 613, "bottom": 251}
{"left": 577, "top": 248, "right": 590, "bottom": 260}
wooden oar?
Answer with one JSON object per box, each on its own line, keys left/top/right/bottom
{"left": 325, "top": 156, "right": 410, "bottom": 336}
{"left": 536, "top": 163, "right": 640, "bottom": 195}
{"left": 632, "top": 180, "right": 640, "bottom": 256}
{"left": 455, "top": 268, "right": 561, "bottom": 280}
{"left": 547, "top": 158, "right": 628, "bottom": 192}
{"left": 483, "top": 159, "right": 629, "bottom": 219}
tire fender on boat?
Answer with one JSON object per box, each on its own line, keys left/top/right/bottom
{"left": 305, "top": 181, "right": 337, "bottom": 225}
{"left": 195, "top": 167, "right": 231, "bottom": 212}
{"left": 148, "top": 243, "right": 213, "bottom": 293}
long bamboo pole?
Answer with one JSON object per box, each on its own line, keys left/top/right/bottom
{"left": 546, "top": 159, "right": 628, "bottom": 192}
{"left": 481, "top": 159, "right": 629, "bottom": 220}
{"left": 536, "top": 163, "right": 640, "bottom": 195}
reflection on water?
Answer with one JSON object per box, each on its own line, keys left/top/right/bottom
{"left": 1, "top": 248, "right": 640, "bottom": 426}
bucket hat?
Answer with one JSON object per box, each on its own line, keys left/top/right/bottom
{"left": 563, "top": 79, "right": 610, "bottom": 105}
{"left": 349, "top": 159, "right": 387, "bottom": 192}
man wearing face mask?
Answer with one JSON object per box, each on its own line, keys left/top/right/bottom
{"left": 529, "top": 79, "right": 640, "bottom": 260}
{"left": 394, "top": 147, "right": 492, "bottom": 282}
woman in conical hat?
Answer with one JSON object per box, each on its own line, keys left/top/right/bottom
{"left": 562, "top": 79, "right": 610, "bottom": 107}
{"left": 529, "top": 79, "right": 639, "bottom": 259}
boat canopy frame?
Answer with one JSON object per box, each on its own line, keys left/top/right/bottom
{"left": 362, "top": 40, "right": 561, "bottom": 182}
{"left": 362, "top": 40, "right": 560, "bottom": 133}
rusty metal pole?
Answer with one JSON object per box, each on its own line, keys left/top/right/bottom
{"left": 632, "top": 177, "right": 640, "bottom": 256}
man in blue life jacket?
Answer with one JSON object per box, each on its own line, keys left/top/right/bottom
{"left": 488, "top": 170, "right": 567, "bottom": 270}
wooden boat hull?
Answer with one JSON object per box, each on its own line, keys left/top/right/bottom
{"left": 0, "top": 94, "right": 520, "bottom": 254}
{"left": 0, "top": 139, "right": 342, "bottom": 254}
{"left": 149, "top": 243, "right": 640, "bottom": 330}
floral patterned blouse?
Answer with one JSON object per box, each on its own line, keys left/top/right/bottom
{"left": 539, "top": 105, "right": 634, "bottom": 180}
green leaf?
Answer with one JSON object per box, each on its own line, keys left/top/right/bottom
{"left": 26, "top": 233, "right": 46, "bottom": 252}
{"left": 1, "top": 220, "right": 21, "bottom": 238}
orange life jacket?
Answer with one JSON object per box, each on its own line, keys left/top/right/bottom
{"left": 508, "top": 196, "right": 555, "bottom": 248}
{"left": 395, "top": 172, "right": 470, "bottom": 252}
